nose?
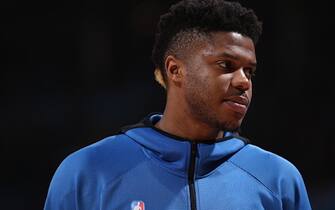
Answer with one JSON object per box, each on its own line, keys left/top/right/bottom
{"left": 231, "top": 68, "right": 251, "bottom": 91}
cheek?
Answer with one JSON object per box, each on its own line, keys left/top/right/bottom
{"left": 216, "top": 75, "right": 232, "bottom": 93}
{"left": 184, "top": 72, "right": 209, "bottom": 100}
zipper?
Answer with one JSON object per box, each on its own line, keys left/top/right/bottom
{"left": 188, "top": 142, "right": 197, "bottom": 210}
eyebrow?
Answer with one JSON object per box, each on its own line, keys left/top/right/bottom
{"left": 220, "top": 52, "right": 257, "bottom": 67}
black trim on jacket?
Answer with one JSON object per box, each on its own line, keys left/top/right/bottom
{"left": 120, "top": 113, "right": 250, "bottom": 144}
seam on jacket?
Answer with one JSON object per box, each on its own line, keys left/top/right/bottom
{"left": 61, "top": 164, "right": 143, "bottom": 209}
{"left": 90, "top": 134, "right": 154, "bottom": 195}
{"left": 58, "top": 158, "right": 147, "bottom": 209}
{"left": 122, "top": 133, "right": 188, "bottom": 178}
{"left": 228, "top": 159, "right": 281, "bottom": 201}
{"left": 53, "top": 188, "right": 77, "bottom": 210}
{"left": 195, "top": 142, "right": 245, "bottom": 179}
{"left": 101, "top": 160, "right": 149, "bottom": 193}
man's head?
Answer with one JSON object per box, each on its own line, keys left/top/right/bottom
{"left": 152, "top": 0, "right": 262, "bottom": 132}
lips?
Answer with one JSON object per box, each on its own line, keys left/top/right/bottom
{"left": 223, "top": 96, "right": 249, "bottom": 114}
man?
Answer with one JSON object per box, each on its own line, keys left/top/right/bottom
{"left": 45, "top": 0, "right": 311, "bottom": 209}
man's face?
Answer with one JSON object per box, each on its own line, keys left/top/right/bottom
{"left": 182, "top": 31, "right": 256, "bottom": 132}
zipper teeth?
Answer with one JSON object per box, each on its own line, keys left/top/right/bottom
{"left": 188, "top": 142, "right": 197, "bottom": 210}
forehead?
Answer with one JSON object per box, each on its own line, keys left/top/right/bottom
{"left": 202, "top": 31, "right": 256, "bottom": 61}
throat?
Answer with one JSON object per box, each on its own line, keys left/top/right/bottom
{"left": 154, "top": 116, "right": 224, "bottom": 141}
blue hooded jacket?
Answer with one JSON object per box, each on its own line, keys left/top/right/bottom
{"left": 44, "top": 114, "right": 311, "bottom": 210}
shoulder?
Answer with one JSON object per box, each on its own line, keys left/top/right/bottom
{"left": 55, "top": 133, "right": 146, "bottom": 181}
{"left": 229, "top": 144, "right": 301, "bottom": 180}
{"left": 47, "top": 133, "right": 147, "bottom": 194}
{"left": 228, "top": 144, "right": 311, "bottom": 209}
{"left": 45, "top": 133, "right": 149, "bottom": 209}
{"left": 44, "top": 133, "right": 146, "bottom": 209}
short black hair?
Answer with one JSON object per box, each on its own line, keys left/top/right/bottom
{"left": 152, "top": 0, "right": 262, "bottom": 84}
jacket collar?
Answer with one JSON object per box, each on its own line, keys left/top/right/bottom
{"left": 121, "top": 113, "right": 248, "bottom": 178}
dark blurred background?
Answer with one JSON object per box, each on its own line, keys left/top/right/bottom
{"left": 1, "top": 0, "right": 334, "bottom": 209}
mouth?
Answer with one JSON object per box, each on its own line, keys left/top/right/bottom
{"left": 223, "top": 96, "right": 249, "bottom": 115}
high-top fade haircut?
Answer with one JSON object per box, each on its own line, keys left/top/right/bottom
{"left": 152, "top": 0, "right": 262, "bottom": 88}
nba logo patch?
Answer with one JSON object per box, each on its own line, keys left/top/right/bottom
{"left": 131, "top": 200, "right": 145, "bottom": 210}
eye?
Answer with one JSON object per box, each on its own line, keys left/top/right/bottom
{"left": 218, "top": 61, "right": 227, "bottom": 68}
{"left": 217, "top": 60, "right": 234, "bottom": 71}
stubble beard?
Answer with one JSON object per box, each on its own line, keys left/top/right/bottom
{"left": 186, "top": 96, "right": 241, "bottom": 133}
{"left": 184, "top": 78, "right": 241, "bottom": 133}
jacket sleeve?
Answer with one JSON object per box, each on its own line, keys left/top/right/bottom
{"left": 280, "top": 163, "right": 312, "bottom": 210}
{"left": 44, "top": 155, "right": 78, "bottom": 210}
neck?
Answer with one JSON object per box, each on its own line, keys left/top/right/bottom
{"left": 155, "top": 96, "right": 224, "bottom": 141}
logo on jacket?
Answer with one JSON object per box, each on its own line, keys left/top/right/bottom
{"left": 131, "top": 200, "right": 145, "bottom": 210}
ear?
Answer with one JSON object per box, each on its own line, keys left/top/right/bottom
{"left": 164, "top": 55, "right": 184, "bottom": 83}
